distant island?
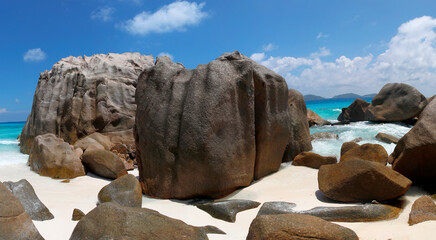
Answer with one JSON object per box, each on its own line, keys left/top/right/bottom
{"left": 304, "top": 93, "right": 377, "bottom": 101}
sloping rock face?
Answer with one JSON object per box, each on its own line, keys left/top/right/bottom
{"left": 338, "top": 98, "right": 370, "bottom": 123}
{"left": 70, "top": 202, "right": 216, "bottom": 240}
{"left": 20, "top": 53, "right": 154, "bottom": 154}
{"left": 28, "top": 134, "right": 85, "bottom": 179}
{"left": 366, "top": 83, "right": 427, "bottom": 122}
{"left": 0, "top": 182, "right": 44, "bottom": 240}
{"left": 307, "top": 109, "right": 331, "bottom": 127}
{"left": 390, "top": 98, "right": 436, "bottom": 182}
{"left": 246, "top": 213, "right": 358, "bottom": 240}
{"left": 282, "top": 89, "right": 312, "bottom": 162}
{"left": 135, "top": 51, "right": 290, "bottom": 199}
{"left": 318, "top": 159, "right": 412, "bottom": 202}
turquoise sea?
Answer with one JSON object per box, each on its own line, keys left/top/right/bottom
{"left": 0, "top": 98, "right": 412, "bottom": 165}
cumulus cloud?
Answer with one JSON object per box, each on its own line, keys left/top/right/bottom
{"left": 158, "top": 52, "right": 174, "bottom": 60}
{"left": 121, "top": 1, "right": 208, "bottom": 35}
{"left": 316, "top": 32, "right": 329, "bottom": 39}
{"left": 0, "top": 108, "right": 6, "bottom": 114}
{"left": 23, "top": 48, "right": 46, "bottom": 62}
{"left": 250, "top": 52, "right": 266, "bottom": 62}
{"left": 262, "top": 43, "right": 277, "bottom": 51}
{"left": 251, "top": 16, "right": 436, "bottom": 97}
{"left": 91, "top": 7, "right": 115, "bottom": 22}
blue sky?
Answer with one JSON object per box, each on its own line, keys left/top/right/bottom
{"left": 1, "top": 0, "right": 436, "bottom": 122}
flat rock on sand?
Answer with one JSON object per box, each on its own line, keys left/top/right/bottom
{"left": 70, "top": 202, "right": 224, "bottom": 240}
{"left": 246, "top": 213, "right": 358, "bottom": 240}
{"left": 196, "top": 199, "right": 260, "bottom": 222}
{"left": 408, "top": 196, "right": 436, "bottom": 225}
{"left": 292, "top": 152, "right": 336, "bottom": 169}
{"left": 340, "top": 143, "right": 388, "bottom": 165}
{"left": 318, "top": 159, "right": 412, "bottom": 202}
{"left": 0, "top": 182, "right": 44, "bottom": 240}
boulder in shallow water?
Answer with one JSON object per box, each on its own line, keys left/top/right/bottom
{"left": 4, "top": 179, "right": 54, "bottom": 221}
{"left": 98, "top": 174, "right": 142, "bottom": 208}
{"left": 282, "top": 89, "right": 312, "bottom": 162}
{"left": 310, "top": 132, "right": 339, "bottom": 141}
{"left": 246, "top": 213, "right": 358, "bottom": 240}
{"left": 338, "top": 98, "right": 370, "bottom": 123}
{"left": 318, "top": 159, "right": 411, "bottom": 203}
{"left": 28, "top": 134, "right": 85, "bottom": 179}
{"left": 340, "top": 141, "right": 359, "bottom": 156}
{"left": 135, "top": 51, "right": 290, "bottom": 199}
{"left": 408, "top": 196, "right": 436, "bottom": 225}
{"left": 196, "top": 199, "right": 260, "bottom": 222}
{"left": 292, "top": 152, "right": 336, "bottom": 169}
{"left": 340, "top": 143, "right": 388, "bottom": 165}
{"left": 366, "top": 83, "right": 427, "bottom": 122}
{"left": 307, "top": 109, "right": 331, "bottom": 127}
{"left": 0, "top": 182, "right": 44, "bottom": 240}
{"left": 376, "top": 132, "right": 399, "bottom": 144}
{"left": 70, "top": 202, "right": 223, "bottom": 239}
{"left": 82, "top": 149, "right": 127, "bottom": 179}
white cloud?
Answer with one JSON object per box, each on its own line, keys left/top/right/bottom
{"left": 250, "top": 53, "right": 266, "bottom": 62}
{"left": 91, "top": 7, "right": 115, "bottom": 22}
{"left": 23, "top": 48, "right": 47, "bottom": 62}
{"left": 121, "top": 1, "right": 208, "bottom": 35}
{"left": 252, "top": 16, "right": 436, "bottom": 97}
{"left": 0, "top": 108, "right": 6, "bottom": 114}
{"left": 262, "top": 43, "right": 277, "bottom": 52}
{"left": 158, "top": 52, "right": 174, "bottom": 60}
{"left": 316, "top": 32, "right": 329, "bottom": 39}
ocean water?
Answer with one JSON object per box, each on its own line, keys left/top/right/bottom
{"left": 306, "top": 98, "right": 412, "bottom": 158}
{"left": 0, "top": 122, "right": 28, "bottom": 166}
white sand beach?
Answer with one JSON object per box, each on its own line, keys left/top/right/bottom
{"left": 1, "top": 162, "right": 434, "bottom": 240}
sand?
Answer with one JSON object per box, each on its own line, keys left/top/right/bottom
{"left": 0, "top": 162, "right": 435, "bottom": 240}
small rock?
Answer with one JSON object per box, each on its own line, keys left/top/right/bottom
{"left": 292, "top": 152, "right": 336, "bottom": 169}
{"left": 340, "top": 143, "right": 388, "bottom": 165}
{"left": 196, "top": 199, "right": 261, "bottom": 222}
{"left": 338, "top": 98, "right": 370, "bottom": 123}
{"left": 408, "top": 196, "right": 436, "bottom": 225}
{"left": 81, "top": 149, "right": 127, "bottom": 180}
{"left": 340, "top": 142, "right": 359, "bottom": 156}
{"left": 61, "top": 179, "right": 70, "bottom": 183}
{"left": 98, "top": 174, "right": 142, "bottom": 208}
{"left": 311, "top": 132, "right": 339, "bottom": 141}
{"left": 247, "top": 213, "right": 358, "bottom": 240}
{"left": 376, "top": 132, "right": 399, "bottom": 144}
{"left": 72, "top": 208, "right": 85, "bottom": 221}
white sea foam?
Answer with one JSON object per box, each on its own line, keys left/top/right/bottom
{"left": 0, "top": 139, "right": 19, "bottom": 145}
{"left": 0, "top": 151, "right": 28, "bottom": 166}
{"left": 332, "top": 108, "right": 342, "bottom": 112}
{"left": 310, "top": 121, "right": 411, "bottom": 157}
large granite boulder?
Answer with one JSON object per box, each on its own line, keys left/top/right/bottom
{"left": 98, "top": 174, "right": 142, "bottom": 208}
{"left": 282, "top": 89, "right": 312, "bottom": 162}
{"left": 408, "top": 196, "right": 436, "bottom": 225}
{"left": 20, "top": 53, "right": 154, "bottom": 154}
{"left": 135, "top": 51, "right": 290, "bottom": 199}
{"left": 246, "top": 213, "right": 358, "bottom": 240}
{"left": 0, "top": 182, "right": 44, "bottom": 240}
{"left": 4, "top": 179, "right": 54, "bottom": 221}
{"left": 389, "top": 98, "right": 436, "bottom": 182}
{"left": 28, "top": 134, "right": 85, "bottom": 179}
{"left": 366, "top": 83, "right": 427, "bottom": 122}
{"left": 292, "top": 152, "right": 336, "bottom": 169}
{"left": 337, "top": 98, "right": 370, "bottom": 123}
{"left": 307, "top": 109, "right": 331, "bottom": 127}
{"left": 81, "top": 149, "right": 127, "bottom": 179}
{"left": 70, "top": 202, "right": 222, "bottom": 239}
{"left": 340, "top": 143, "right": 388, "bottom": 165}
{"left": 318, "top": 159, "right": 412, "bottom": 202}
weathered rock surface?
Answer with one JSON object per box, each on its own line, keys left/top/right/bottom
{"left": 311, "top": 132, "right": 339, "bottom": 141}
{"left": 246, "top": 213, "right": 358, "bottom": 240}
{"left": 0, "top": 182, "right": 44, "bottom": 240}
{"left": 196, "top": 199, "right": 260, "bottom": 222}
{"left": 318, "top": 159, "right": 412, "bottom": 202}
{"left": 81, "top": 149, "right": 127, "bottom": 179}
{"left": 340, "top": 143, "right": 388, "bottom": 165}
{"left": 73, "top": 132, "right": 113, "bottom": 152}
{"left": 20, "top": 53, "right": 154, "bottom": 154}
{"left": 340, "top": 141, "right": 359, "bottom": 156}
{"left": 307, "top": 109, "right": 331, "bottom": 127}
{"left": 376, "top": 132, "right": 399, "bottom": 144}
{"left": 70, "top": 202, "right": 224, "bottom": 239}
{"left": 28, "top": 134, "right": 85, "bottom": 179}
{"left": 72, "top": 208, "right": 85, "bottom": 221}
{"left": 338, "top": 98, "right": 370, "bottom": 122}
{"left": 257, "top": 201, "right": 402, "bottom": 222}
{"left": 135, "top": 51, "right": 290, "bottom": 199}
{"left": 408, "top": 196, "right": 436, "bottom": 225}
{"left": 390, "top": 98, "right": 436, "bottom": 182}
{"left": 366, "top": 83, "right": 427, "bottom": 122}
{"left": 4, "top": 179, "right": 54, "bottom": 221}
{"left": 292, "top": 152, "right": 336, "bottom": 169}
{"left": 98, "top": 174, "right": 142, "bottom": 208}
{"left": 282, "top": 89, "right": 312, "bottom": 162}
